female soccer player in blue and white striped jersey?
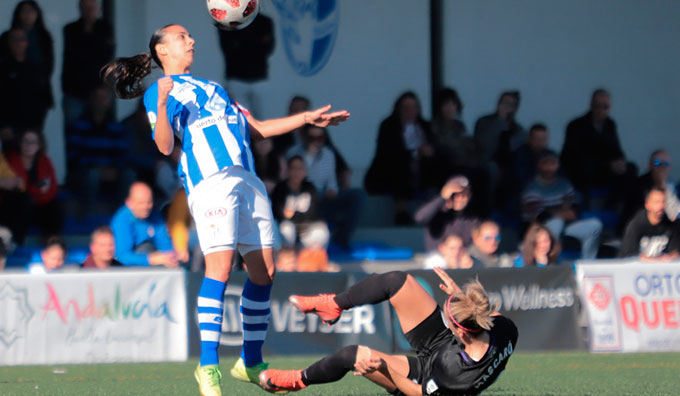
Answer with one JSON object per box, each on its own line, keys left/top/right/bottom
{"left": 102, "top": 24, "right": 349, "bottom": 396}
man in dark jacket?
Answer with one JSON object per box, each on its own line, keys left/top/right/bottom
{"left": 560, "top": 89, "right": 636, "bottom": 208}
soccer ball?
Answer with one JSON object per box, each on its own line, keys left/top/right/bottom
{"left": 207, "top": 0, "right": 259, "bottom": 30}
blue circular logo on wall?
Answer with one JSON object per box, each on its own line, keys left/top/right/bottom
{"left": 272, "top": 0, "right": 339, "bottom": 76}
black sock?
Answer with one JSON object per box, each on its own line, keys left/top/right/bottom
{"left": 333, "top": 271, "right": 408, "bottom": 310}
{"left": 302, "top": 345, "right": 358, "bottom": 385}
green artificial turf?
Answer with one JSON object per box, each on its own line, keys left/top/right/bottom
{"left": 0, "top": 352, "right": 678, "bottom": 395}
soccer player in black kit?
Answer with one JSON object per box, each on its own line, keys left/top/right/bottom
{"left": 260, "top": 267, "right": 518, "bottom": 395}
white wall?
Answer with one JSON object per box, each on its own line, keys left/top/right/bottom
{"left": 443, "top": 0, "right": 680, "bottom": 179}
{"left": 114, "top": 0, "right": 432, "bottom": 187}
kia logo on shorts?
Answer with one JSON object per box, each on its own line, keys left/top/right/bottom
{"left": 205, "top": 207, "right": 227, "bottom": 218}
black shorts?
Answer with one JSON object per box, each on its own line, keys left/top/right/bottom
{"left": 404, "top": 306, "right": 450, "bottom": 381}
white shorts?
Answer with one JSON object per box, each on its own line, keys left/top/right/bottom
{"left": 188, "top": 166, "right": 275, "bottom": 256}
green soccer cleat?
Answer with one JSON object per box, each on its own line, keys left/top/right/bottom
{"left": 194, "top": 364, "right": 222, "bottom": 396}
{"left": 230, "top": 358, "right": 289, "bottom": 394}
{"left": 230, "top": 357, "right": 269, "bottom": 384}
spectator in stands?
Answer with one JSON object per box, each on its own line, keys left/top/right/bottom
{"left": 287, "top": 125, "right": 362, "bottom": 249}
{"left": 121, "top": 98, "right": 159, "bottom": 184}
{"left": 81, "top": 226, "right": 122, "bottom": 269}
{"left": 61, "top": 0, "right": 115, "bottom": 129}
{"left": 0, "top": 124, "right": 17, "bottom": 153}
{"left": 422, "top": 234, "right": 473, "bottom": 270}
{"left": 66, "top": 85, "right": 135, "bottom": 212}
{"left": 560, "top": 89, "right": 636, "bottom": 209}
{"left": 272, "top": 95, "right": 310, "bottom": 155}
{"left": 467, "top": 221, "right": 504, "bottom": 268}
{"left": 620, "top": 187, "right": 679, "bottom": 260}
{"left": 414, "top": 175, "right": 480, "bottom": 251}
{"left": 110, "top": 181, "right": 179, "bottom": 267}
{"left": 271, "top": 156, "right": 330, "bottom": 250}
{"left": 511, "top": 123, "right": 550, "bottom": 189}
{"left": 473, "top": 91, "right": 524, "bottom": 214}
{"left": 474, "top": 91, "right": 525, "bottom": 165}
{"left": 0, "top": 139, "right": 28, "bottom": 246}
{"left": 217, "top": 12, "right": 274, "bottom": 116}
{"left": 27, "top": 236, "right": 66, "bottom": 274}
{"left": 6, "top": 127, "right": 63, "bottom": 243}
{"left": 621, "top": 149, "right": 680, "bottom": 231}
{"left": 253, "top": 137, "right": 285, "bottom": 194}
{"left": 514, "top": 223, "right": 560, "bottom": 267}
{"left": 0, "top": 1, "right": 53, "bottom": 129}
{"left": 1, "top": 1, "right": 53, "bottom": 69}
{"left": 521, "top": 149, "right": 602, "bottom": 259}
{"left": 0, "top": 225, "right": 11, "bottom": 271}
{"left": 430, "top": 88, "right": 476, "bottom": 177}
{"left": 0, "top": 28, "right": 53, "bottom": 130}
{"left": 364, "top": 91, "right": 436, "bottom": 224}
{"left": 287, "top": 125, "right": 337, "bottom": 197}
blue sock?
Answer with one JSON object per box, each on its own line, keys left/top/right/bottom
{"left": 198, "top": 277, "right": 226, "bottom": 366}
{"left": 240, "top": 279, "right": 272, "bottom": 367}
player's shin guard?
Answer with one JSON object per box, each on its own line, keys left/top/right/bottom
{"left": 334, "top": 271, "right": 408, "bottom": 310}
{"left": 302, "top": 345, "right": 359, "bottom": 385}
{"left": 240, "top": 278, "right": 272, "bottom": 367}
{"left": 198, "top": 278, "right": 227, "bottom": 366}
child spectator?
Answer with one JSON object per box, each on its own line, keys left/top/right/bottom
{"left": 514, "top": 223, "right": 560, "bottom": 267}
{"left": 271, "top": 156, "right": 329, "bottom": 250}
{"left": 422, "top": 234, "right": 473, "bottom": 270}
{"left": 27, "top": 236, "right": 66, "bottom": 274}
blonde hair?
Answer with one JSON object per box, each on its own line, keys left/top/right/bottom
{"left": 447, "top": 279, "right": 497, "bottom": 333}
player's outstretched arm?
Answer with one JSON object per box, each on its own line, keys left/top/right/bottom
{"left": 247, "top": 105, "right": 350, "bottom": 139}
{"left": 433, "top": 266, "right": 462, "bottom": 295}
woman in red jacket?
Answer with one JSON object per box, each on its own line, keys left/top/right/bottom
{"left": 6, "top": 127, "right": 62, "bottom": 241}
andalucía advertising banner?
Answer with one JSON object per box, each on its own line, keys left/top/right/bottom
{"left": 0, "top": 270, "right": 188, "bottom": 365}
{"left": 577, "top": 261, "right": 680, "bottom": 353}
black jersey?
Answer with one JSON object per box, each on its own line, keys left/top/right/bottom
{"left": 407, "top": 312, "right": 518, "bottom": 396}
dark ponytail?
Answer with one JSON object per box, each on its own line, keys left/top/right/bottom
{"left": 101, "top": 25, "right": 172, "bottom": 99}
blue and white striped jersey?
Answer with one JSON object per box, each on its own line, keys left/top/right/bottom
{"left": 143, "top": 74, "right": 255, "bottom": 194}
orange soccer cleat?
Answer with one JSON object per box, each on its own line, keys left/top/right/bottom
{"left": 259, "top": 369, "right": 306, "bottom": 394}
{"left": 289, "top": 293, "right": 342, "bottom": 325}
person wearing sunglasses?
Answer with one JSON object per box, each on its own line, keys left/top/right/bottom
{"left": 467, "top": 220, "right": 509, "bottom": 268}
{"left": 620, "top": 149, "right": 680, "bottom": 233}
{"left": 259, "top": 268, "right": 518, "bottom": 395}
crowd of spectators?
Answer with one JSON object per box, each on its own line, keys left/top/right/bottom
{"left": 378, "top": 86, "right": 680, "bottom": 267}
{"left": 0, "top": 0, "right": 677, "bottom": 274}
